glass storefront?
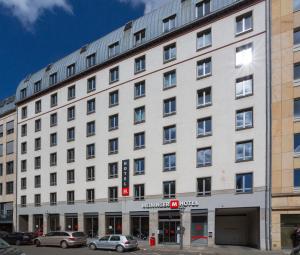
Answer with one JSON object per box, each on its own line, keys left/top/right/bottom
{"left": 33, "top": 214, "right": 43, "bottom": 234}
{"left": 281, "top": 214, "right": 300, "bottom": 249}
{"left": 84, "top": 214, "right": 98, "bottom": 238}
{"left": 48, "top": 214, "right": 60, "bottom": 231}
{"left": 65, "top": 214, "right": 78, "bottom": 231}
{"left": 106, "top": 213, "right": 122, "bottom": 234}
{"left": 158, "top": 211, "right": 180, "bottom": 244}
{"left": 191, "top": 210, "right": 208, "bottom": 246}
{"left": 130, "top": 212, "right": 149, "bottom": 240}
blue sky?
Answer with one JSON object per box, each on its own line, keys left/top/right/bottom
{"left": 0, "top": 0, "right": 165, "bottom": 101}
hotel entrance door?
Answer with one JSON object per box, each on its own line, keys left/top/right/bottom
{"left": 158, "top": 211, "right": 180, "bottom": 244}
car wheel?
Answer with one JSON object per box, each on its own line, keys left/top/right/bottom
{"left": 61, "top": 241, "right": 68, "bottom": 249}
{"left": 89, "top": 244, "right": 97, "bottom": 250}
{"left": 15, "top": 240, "right": 21, "bottom": 246}
{"left": 35, "top": 240, "right": 41, "bottom": 247}
{"left": 116, "top": 245, "right": 124, "bottom": 253}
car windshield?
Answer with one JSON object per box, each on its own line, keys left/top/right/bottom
{"left": 0, "top": 238, "right": 9, "bottom": 249}
{"left": 72, "top": 232, "right": 85, "bottom": 237}
{"left": 126, "top": 236, "right": 135, "bottom": 240}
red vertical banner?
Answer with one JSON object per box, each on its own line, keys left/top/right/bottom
{"left": 122, "top": 159, "right": 130, "bottom": 196}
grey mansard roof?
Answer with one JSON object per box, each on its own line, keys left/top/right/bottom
{"left": 0, "top": 96, "right": 16, "bottom": 117}
{"left": 16, "top": 0, "right": 242, "bottom": 102}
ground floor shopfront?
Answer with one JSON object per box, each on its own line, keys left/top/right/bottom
{"left": 17, "top": 191, "right": 267, "bottom": 249}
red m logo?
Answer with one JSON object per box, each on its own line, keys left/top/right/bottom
{"left": 170, "top": 200, "right": 179, "bottom": 209}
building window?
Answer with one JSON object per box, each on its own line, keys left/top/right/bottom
{"left": 68, "top": 85, "right": 76, "bottom": 100}
{"left": 163, "top": 15, "right": 176, "bottom": 33}
{"left": 50, "top": 172, "right": 57, "bottom": 186}
{"left": 295, "top": 63, "right": 300, "bottom": 80}
{"left": 50, "top": 152, "right": 57, "bottom": 166}
{"left": 134, "top": 158, "right": 145, "bottom": 175}
{"left": 197, "top": 147, "right": 212, "bottom": 167}
{"left": 197, "top": 117, "right": 212, "bottom": 137}
{"left": 163, "top": 153, "right": 176, "bottom": 171}
{"left": 109, "top": 138, "right": 118, "bottom": 154}
{"left": 163, "top": 70, "right": 176, "bottom": 89}
{"left": 0, "top": 144, "right": 2, "bottom": 157}
{"left": 197, "top": 28, "right": 212, "bottom": 50}
{"left": 50, "top": 193, "right": 57, "bottom": 206}
{"left": 236, "top": 43, "right": 253, "bottom": 67}
{"left": 20, "top": 88, "right": 27, "bottom": 99}
{"left": 109, "top": 90, "right": 119, "bottom": 107}
{"left": 21, "top": 142, "right": 27, "bottom": 154}
{"left": 236, "top": 108, "right": 253, "bottom": 130}
{"left": 134, "top": 81, "right": 145, "bottom": 99}
{"left": 236, "top": 12, "right": 253, "bottom": 35}
{"left": 67, "top": 169, "right": 75, "bottom": 184}
{"left": 6, "top": 181, "right": 14, "bottom": 194}
{"left": 67, "top": 148, "right": 75, "bottom": 163}
{"left": 87, "top": 77, "right": 96, "bottom": 92}
{"left": 236, "top": 173, "right": 253, "bottom": 193}
{"left": 67, "top": 191, "right": 75, "bottom": 205}
{"left": 34, "top": 175, "right": 41, "bottom": 188}
{"left": 34, "top": 156, "right": 41, "bottom": 170}
{"left": 6, "top": 121, "right": 14, "bottom": 135}
{"left": 35, "top": 100, "right": 42, "bottom": 114}
{"left": 196, "top": 0, "right": 211, "bottom": 18}
{"left": 197, "top": 177, "right": 211, "bottom": 196}
{"left": 35, "top": 119, "right": 41, "bottom": 132}
{"left": 67, "top": 127, "right": 75, "bottom": 142}
{"left": 295, "top": 0, "right": 300, "bottom": 11}
{"left": 0, "top": 164, "right": 2, "bottom": 176}
{"left": 50, "top": 93, "right": 58, "bottom": 107}
{"left": 67, "top": 63, "right": 76, "bottom": 77}
{"left": 236, "top": 140, "right": 253, "bottom": 162}
{"left": 87, "top": 121, "right": 95, "bottom": 137}
{"left": 109, "top": 114, "right": 119, "bottom": 130}
{"left": 35, "top": 137, "right": 41, "bottom": 151}
{"left": 108, "top": 42, "right": 120, "bottom": 58}
{"left": 294, "top": 168, "right": 300, "bottom": 189}
{"left": 108, "top": 162, "right": 118, "bottom": 178}
{"left": 34, "top": 194, "right": 41, "bottom": 207}
{"left": 163, "top": 125, "right": 176, "bottom": 144}
{"left": 21, "top": 196, "right": 26, "bottom": 207}
{"left": 135, "top": 55, "right": 146, "bottom": 73}
{"left": 134, "top": 106, "right": 145, "bottom": 124}
{"left": 163, "top": 181, "right": 175, "bottom": 199}
{"left": 163, "top": 97, "right": 176, "bottom": 116}
{"left": 295, "top": 133, "right": 300, "bottom": 155}
{"left": 6, "top": 141, "right": 14, "bottom": 155}
{"left": 34, "top": 80, "right": 41, "bottom": 93}
{"left": 197, "top": 58, "right": 212, "bottom": 78}
{"left": 6, "top": 161, "right": 14, "bottom": 175}
{"left": 295, "top": 28, "right": 300, "bottom": 46}
{"left": 50, "top": 133, "right": 57, "bottom": 147}
{"left": 134, "top": 132, "right": 145, "bottom": 150}
{"left": 21, "top": 160, "right": 27, "bottom": 172}
{"left": 86, "top": 166, "right": 95, "bottom": 181}
{"left": 109, "top": 67, "right": 119, "bottom": 83}
{"left": 163, "top": 43, "right": 176, "bottom": 62}
{"left": 236, "top": 76, "right": 253, "bottom": 98}
{"left": 0, "top": 125, "right": 3, "bottom": 137}
{"left": 86, "top": 53, "right": 96, "bottom": 68}
{"left": 197, "top": 87, "right": 212, "bottom": 108}
{"left": 87, "top": 144, "right": 95, "bottom": 159}
{"left": 67, "top": 106, "right": 75, "bottom": 121}
{"left": 50, "top": 113, "right": 57, "bottom": 127}
{"left": 49, "top": 72, "right": 57, "bottom": 86}
{"left": 295, "top": 99, "right": 300, "bottom": 120}
{"left": 86, "top": 189, "right": 95, "bottom": 203}
{"left": 134, "top": 29, "right": 146, "bottom": 45}
{"left": 0, "top": 183, "right": 2, "bottom": 195}
{"left": 134, "top": 184, "right": 145, "bottom": 201}
{"left": 21, "top": 106, "right": 27, "bottom": 119}
{"left": 87, "top": 98, "right": 96, "bottom": 114}
{"left": 108, "top": 187, "right": 118, "bottom": 202}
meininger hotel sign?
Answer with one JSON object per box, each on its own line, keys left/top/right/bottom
{"left": 142, "top": 200, "right": 199, "bottom": 209}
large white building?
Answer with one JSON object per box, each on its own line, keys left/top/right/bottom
{"left": 15, "top": 0, "right": 270, "bottom": 249}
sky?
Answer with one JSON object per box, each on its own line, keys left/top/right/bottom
{"left": 0, "top": 0, "right": 168, "bottom": 101}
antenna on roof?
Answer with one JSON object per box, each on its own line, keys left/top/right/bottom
{"left": 124, "top": 21, "right": 133, "bottom": 31}
{"left": 46, "top": 64, "right": 52, "bottom": 72}
{"left": 80, "top": 44, "right": 89, "bottom": 54}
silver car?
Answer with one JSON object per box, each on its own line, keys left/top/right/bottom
{"left": 88, "top": 235, "right": 138, "bottom": 252}
{"left": 34, "top": 231, "right": 86, "bottom": 248}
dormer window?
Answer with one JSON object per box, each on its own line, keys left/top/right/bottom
{"left": 20, "top": 88, "right": 27, "bottom": 100}
{"left": 67, "top": 63, "right": 76, "bottom": 77}
{"left": 49, "top": 72, "right": 58, "bottom": 86}
{"left": 34, "top": 80, "right": 42, "bottom": 94}
{"left": 108, "top": 42, "right": 120, "bottom": 58}
{"left": 163, "top": 15, "right": 176, "bottom": 33}
{"left": 86, "top": 53, "right": 96, "bottom": 68}
{"left": 134, "top": 29, "right": 146, "bottom": 46}
{"left": 196, "top": 0, "right": 211, "bottom": 18}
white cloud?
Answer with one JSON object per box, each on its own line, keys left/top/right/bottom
{"left": 0, "top": 0, "right": 72, "bottom": 28}
{"left": 119, "top": 0, "right": 169, "bottom": 14}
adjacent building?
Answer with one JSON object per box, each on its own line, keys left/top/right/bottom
{"left": 0, "top": 96, "right": 17, "bottom": 232}
{"left": 271, "top": 0, "right": 300, "bottom": 250}
{"left": 15, "top": 0, "right": 270, "bottom": 249}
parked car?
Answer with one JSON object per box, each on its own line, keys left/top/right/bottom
{"left": 0, "top": 238, "right": 26, "bottom": 255}
{"left": 88, "top": 235, "right": 138, "bottom": 253}
{"left": 34, "top": 231, "right": 86, "bottom": 248}
{"left": 2, "top": 232, "right": 34, "bottom": 245}
{"left": 0, "top": 231, "right": 9, "bottom": 238}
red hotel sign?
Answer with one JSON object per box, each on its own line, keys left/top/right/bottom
{"left": 170, "top": 200, "right": 180, "bottom": 209}
{"left": 122, "top": 160, "right": 130, "bottom": 196}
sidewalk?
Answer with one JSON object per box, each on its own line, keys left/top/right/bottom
{"left": 138, "top": 242, "right": 287, "bottom": 255}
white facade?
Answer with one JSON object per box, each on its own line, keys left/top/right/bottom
{"left": 16, "top": 0, "right": 268, "bottom": 249}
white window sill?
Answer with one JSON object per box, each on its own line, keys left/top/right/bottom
{"left": 294, "top": 152, "right": 300, "bottom": 158}
{"left": 294, "top": 117, "right": 300, "bottom": 122}
{"left": 294, "top": 44, "right": 300, "bottom": 52}
{"left": 294, "top": 79, "right": 300, "bottom": 87}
